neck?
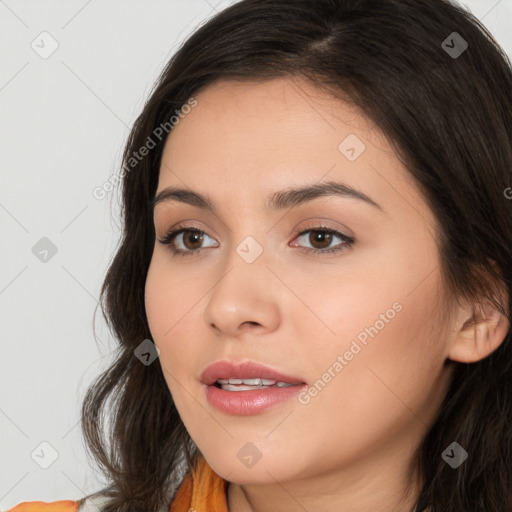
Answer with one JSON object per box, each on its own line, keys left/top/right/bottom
{"left": 228, "top": 476, "right": 421, "bottom": 512}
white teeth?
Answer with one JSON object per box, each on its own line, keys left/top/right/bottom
{"left": 216, "top": 378, "right": 297, "bottom": 391}
{"left": 217, "top": 378, "right": 278, "bottom": 385}
{"left": 221, "top": 384, "right": 269, "bottom": 391}
{"left": 240, "top": 378, "right": 261, "bottom": 385}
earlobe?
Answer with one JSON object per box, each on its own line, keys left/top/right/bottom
{"left": 447, "top": 299, "right": 510, "bottom": 364}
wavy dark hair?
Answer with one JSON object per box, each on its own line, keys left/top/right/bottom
{"left": 76, "top": 0, "right": 512, "bottom": 510}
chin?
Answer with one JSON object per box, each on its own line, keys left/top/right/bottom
{"left": 205, "top": 448, "right": 303, "bottom": 485}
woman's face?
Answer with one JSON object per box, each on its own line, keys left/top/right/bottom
{"left": 145, "top": 77, "right": 455, "bottom": 486}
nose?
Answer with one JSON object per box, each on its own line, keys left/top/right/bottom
{"left": 202, "top": 248, "right": 281, "bottom": 338}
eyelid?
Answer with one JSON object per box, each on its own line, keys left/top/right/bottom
{"left": 157, "top": 220, "right": 214, "bottom": 241}
{"left": 290, "top": 219, "right": 353, "bottom": 240}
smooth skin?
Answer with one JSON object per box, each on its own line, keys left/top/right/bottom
{"left": 144, "top": 77, "right": 510, "bottom": 512}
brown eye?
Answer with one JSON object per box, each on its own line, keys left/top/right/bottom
{"left": 158, "top": 227, "right": 218, "bottom": 256}
{"left": 307, "top": 230, "right": 333, "bottom": 250}
{"left": 292, "top": 227, "right": 354, "bottom": 255}
{"left": 181, "top": 230, "right": 204, "bottom": 250}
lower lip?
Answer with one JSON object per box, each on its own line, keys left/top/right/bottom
{"left": 204, "top": 383, "right": 306, "bottom": 415}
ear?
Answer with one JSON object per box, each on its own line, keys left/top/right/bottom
{"left": 447, "top": 293, "right": 510, "bottom": 364}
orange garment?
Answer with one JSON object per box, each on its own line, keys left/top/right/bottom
{"left": 7, "top": 501, "right": 78, "bottom": 512}
{"left": 6, "top": 455, "right": 228, "bottom": 512}
{"left": 170, "top": 453, "right": 229, "bottom": 512}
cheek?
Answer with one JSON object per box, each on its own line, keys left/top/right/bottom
{"left": 291, "top": 239, "right": 445, "bottom": 419}
{"left": 144, "top": 258, "right": 199, "bottom": 372}
{"left": 144, "top": 265, "right": 198, "bottom": 423}
{"left": 297, "top": 273, "right": 445, "bottom": 433}
{"left": 145, "top": 252, "right": 203, "bottom": 339}
{"left": 145, "top": 261, "right": 171, "bottom": 343}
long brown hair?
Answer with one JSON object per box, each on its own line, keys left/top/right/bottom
{"left": 78, "top": 1, "right": 512, "bottom": 510}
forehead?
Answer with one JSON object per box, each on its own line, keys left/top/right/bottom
{"left": 160, "top": 77, "right": 398, "bottom": 179}
{"left": 170, "top": 77, "right": 378, "bottom": 141}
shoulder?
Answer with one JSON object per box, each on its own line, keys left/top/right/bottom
{"left": 4, "top": 500, "right": 79, "bottom": 512}
{"left": 5, "top": 493, "right": 112, "bottom": 512}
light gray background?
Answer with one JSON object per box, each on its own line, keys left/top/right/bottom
{"left": 1, "top": 0, "right": 511, "bottom": 509}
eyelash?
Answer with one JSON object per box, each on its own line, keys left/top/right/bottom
{"left": 157, "top": 223, "right": 355, "bottom": 258}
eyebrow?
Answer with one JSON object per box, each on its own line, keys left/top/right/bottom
{"left": 152, "top": 180, "right": 384, "bottom": 213}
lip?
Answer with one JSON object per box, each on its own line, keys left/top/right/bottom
{"left": 201, "top": 360, "right": 307, "bottom": 415}
{"left": 200, "top": 360, "right": 305, "bottom": 386}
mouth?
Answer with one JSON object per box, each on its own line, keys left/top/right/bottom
{"left": 201, "top": 360, "right": 307, "bottom": 415}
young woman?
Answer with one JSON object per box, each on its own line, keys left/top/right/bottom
{"left": 8, "top": 0, "right": 512, "bottom": 511}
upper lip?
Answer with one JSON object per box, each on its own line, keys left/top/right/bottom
{"left": 201, "top": 360, "right": 306, "bottom": 386}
